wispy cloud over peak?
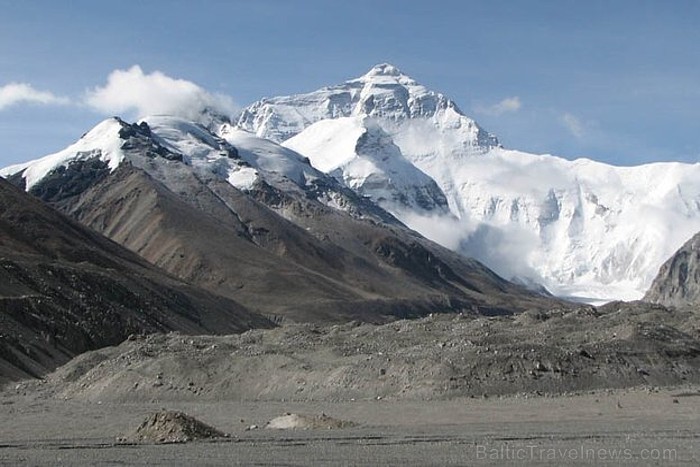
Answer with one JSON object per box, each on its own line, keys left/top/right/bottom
{"left": 475, "top": 96, "right": 522, "bottom": 116}
{"left": 561, "top": 113, "right": 585, "bottom": 139}
{"left": 0, "top": 83, "right": 70, "bottom": 110}
{"left": 85, "top": 65, "right": 237, "bottom": 121}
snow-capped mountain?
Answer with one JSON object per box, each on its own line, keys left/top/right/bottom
{"left": 5, "top": 63, "right": 699, "bottom": 304}
{"left": 238, "top": 63, "right": 498, "bottom": 155}
{"left": 238, "top": 62, "right": 496, "bottom": 215}
{"left": 1, "top": 114, "right": 553, "bottom": 322}
{"left": 3, "top": 114, "right": 393, "bottom": 222}
{"left": 239, "top": 63, "right": 700, "bottom": 302}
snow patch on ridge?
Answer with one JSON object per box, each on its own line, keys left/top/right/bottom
{"left": 227, "top": 167, "right": 258, "bottom": 190}
{"left": 142, "top": 115, "right": 262, "bottom": 190}
{"left": 0, "top": 118, "right": 125, "bottom": 189}
{"left": 219, "top": 124, "right": 317, "bottom": 188}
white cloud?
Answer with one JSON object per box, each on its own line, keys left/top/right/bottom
{"left": 561, "top": 112, "right": 585, "bottom": 139}
{"left": 0, "top": 83, "right": 70, "bottom": 110}
{"left": 476, "top": 96, "right": 522, "bottom": 116}
{"left": 85, "top": 65, "right": 236, "bottom": 121}
{"left": 396, "top": 209, "right": 543, "bottom": 284}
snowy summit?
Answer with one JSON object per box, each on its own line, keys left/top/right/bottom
{"left": 239, "top": 64, "right": 700, "bottom": 303}
{"left": 4, "top": 63, "right": 700, "bottom": 305}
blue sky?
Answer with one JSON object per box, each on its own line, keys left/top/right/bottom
{"left": 1, "top": 0, "right": 699, "bottom": 167}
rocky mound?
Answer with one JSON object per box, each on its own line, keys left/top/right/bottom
{"left": 120, "top": 410, "right": 225, "bottom": 444}
{"left": 265, "top": 413, "right": 355, "bottom": 430}
{"left": 23, "top": 301, "right": 700, "bottom": 402}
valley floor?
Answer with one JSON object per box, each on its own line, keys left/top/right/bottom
{"left": 0, "top": 386, "right": 698, "bottom": 466}
{"left": 1, "top": 300, "right": 699, "bottom": 465}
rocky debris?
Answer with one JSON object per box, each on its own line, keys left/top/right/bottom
{"left": 28, "top": 156, "right": 110, "bottom": 203}
{"left": 265, "top": 413, "right": 355, "bottom": 430}
{"left": 117, "top": 120, "right": 182, "bottom": 161}
{"left": 22, "top": 300, "right": 700, "bottom": 402}
{"left": 118, "top": 120, "right": 152, "bottom": 139}
{"left": 119, "top": 410, "right": 226, "bottom": 444}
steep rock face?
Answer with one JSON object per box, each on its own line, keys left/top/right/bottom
{"left": 644, "top": 232, "right": 700, "bottom": 306}
{"left": 238, "top": 64, "right": 700, "bottom": 302}
{"left": 2, "top": 116, "right": 558, "bottom": 325}
{"left": 0, "top": 177, "right": 272, "bottom": 384}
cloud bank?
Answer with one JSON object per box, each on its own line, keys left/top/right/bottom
{"left": 85, "top": 66, "right": 236, "bottom": 121}
{"left": 0, "top": 83, "right": 70, "bottom": 110}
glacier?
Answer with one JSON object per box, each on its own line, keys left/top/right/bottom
{"left": 238, "top": 63, "right": 700, "bottom": 303}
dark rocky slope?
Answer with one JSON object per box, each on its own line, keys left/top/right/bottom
{"left": 0, "top": 177, "right": 272, "bottom": 384}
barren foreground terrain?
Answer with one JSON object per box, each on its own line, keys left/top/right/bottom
{"left": 0, "top": 388, "right": 698, "bottom": 465}
{"left": 1, "top": 301, "right": 699, "bottom": 465}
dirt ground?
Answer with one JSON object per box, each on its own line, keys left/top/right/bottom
{"left": 0, "top": 386, "right": 698, "bottom": 465}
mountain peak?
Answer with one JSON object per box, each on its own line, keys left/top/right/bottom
{"left": 353, "top": 63, "right": 417, "bottom": 85}
{"left": 363, "top": 63, "right": 404, "bottom": 78}
{"left": 237, "top": 64, "right": 498, "bottom": 148}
